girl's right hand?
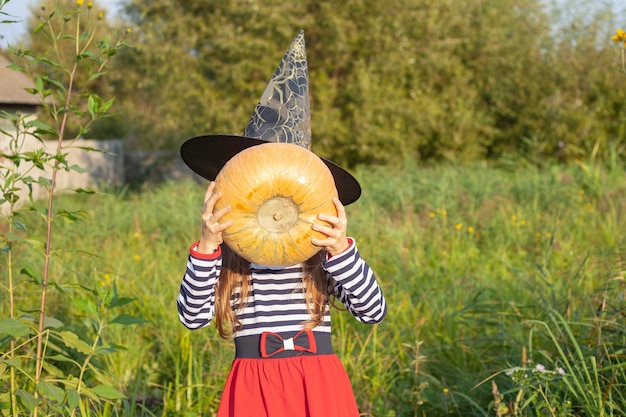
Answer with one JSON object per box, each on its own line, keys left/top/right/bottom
{"left": 197, "top": 181, "right": 233, "bottom": 254}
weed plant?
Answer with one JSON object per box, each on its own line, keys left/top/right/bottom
{"left": 0, "top": 1, "right": 132, "bottom": 415}
{"left": 4, "top": 158, "right": 624, "bottom": 416}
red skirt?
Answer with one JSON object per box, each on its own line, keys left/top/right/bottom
{"left": 216, "top": 354, "right": 360, "bottom": 417}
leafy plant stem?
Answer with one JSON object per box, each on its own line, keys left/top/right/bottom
{"left": 70, "top": 317, "right": 106, "bottom": 417}
{"left": 7, "top": 151, "right": 17, "bottom": 417}
{"left": 33, "top": 27, "right": 81, "bottom": 417}
{"left": 2, "top": 113, "right": 30, "bottom": 417}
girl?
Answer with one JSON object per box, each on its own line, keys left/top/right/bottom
{"left": 177, "top": 181, "right": 387, "bottom": 417}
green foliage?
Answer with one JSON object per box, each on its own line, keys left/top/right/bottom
{"left": 3, "top": 159, "right": 623, "bottom": 416}
{"left": 0, "top": 282, "right": 141, "bottom": 414}
{"left": 19, "top": 0, "right": 130, "bottom": 141}
{"left": 7, "top": 0, "right": 625, "bottom": 168}
{"left": 0, "top": 1, "right": 133, "bottom": 416}
{"left": 344, "top": 159, "right": 625, "bottom": 415}
{"left": 490, "top": 307, "right": 626, "bottom": 416}
{"left": 70, "top": 0, "right": 626, "bottom": 168}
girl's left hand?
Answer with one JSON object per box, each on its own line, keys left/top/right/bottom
{"left": 311, "top": 197, "right": 350, "bottom": 256}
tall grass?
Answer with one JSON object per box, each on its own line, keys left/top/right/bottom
{"left": 2, "top": 160, "right": 624, "bottom": 416}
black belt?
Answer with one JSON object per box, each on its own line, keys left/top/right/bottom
{"left": 235, "top": 329, "right": 334, "bottom": 359}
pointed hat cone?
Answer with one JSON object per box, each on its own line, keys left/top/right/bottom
{"left": 244, "top": 30, "right": 311, "bottom": 149}
{"left": 180, "top": 31, "right": 361, "bottom": 205}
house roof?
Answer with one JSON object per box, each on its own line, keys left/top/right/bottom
{"left": 0, "top": 54, "right": 40, "bottom": 106}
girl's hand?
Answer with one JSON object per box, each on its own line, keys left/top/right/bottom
{"left": 197, "top": 181, "right": 233, "bottom": 254}
{"left": 311, "top": 197, "right": 350, "bottom": 257}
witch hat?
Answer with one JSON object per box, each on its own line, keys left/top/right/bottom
{"left": 180, "top": 30, "right": 361, "bottom": 205}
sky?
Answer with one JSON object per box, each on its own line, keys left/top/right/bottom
{"left": 0, "top": 0, "right": 123, "bottom": 49}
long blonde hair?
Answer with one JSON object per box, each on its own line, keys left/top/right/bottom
{"left": 214, "top": 245, "right": 332, "bottom": 338}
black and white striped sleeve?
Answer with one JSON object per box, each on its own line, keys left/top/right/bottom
{"left": 323, "top": 239, "right": 387, "bottom": 324}
{"left": 177, "top": 243, "right": 222, "bottom": 330}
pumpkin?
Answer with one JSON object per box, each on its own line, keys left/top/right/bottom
{"left": 214, "top": 142, "right": 338, "bottom": 266}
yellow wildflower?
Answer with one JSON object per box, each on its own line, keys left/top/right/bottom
{"left": 612, "top": 28, "right": 626, "bottom": 43}
{"left": 429, "top": 212, "right": 435, "bottom": 218}
{"left": 76, "top": 0, "right": 84, "bottom": 5}
{"left": 455, "top": 223, "right": 462, "bottom": 230}
{"left": 443, "top": 388, "right": 449, "bottom": 394}
{"left": 88, "top": 1, "right": 93, "bottom": 8}
{"left": 134, "top": 254, "right": 140, "bottom": 261}
{"left": 98, "top": 11, "right": 104, "bottom": 20}
{"left": 441, "top": 209, "right": 447, "bottom": 217}
{"left": 467, "top": 226, "right": 474, "bottom": 234}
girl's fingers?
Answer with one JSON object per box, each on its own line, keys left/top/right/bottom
{"left": 333, "top": 197, "right": 347, "bottom": 222}
{"left": 202, "top": 182, "right": 215, "bottom": 211}
{"left": 311, "top": 236, "right": 332, "bottom": 247}
{"left": 211, "top": 203, "right": 231, "bottom": 221}
{"left": 202, "top": 181, "right": 228, "bottom": 221}
{"left": 216, "top": 219, "right": 234, "bottom": 232}
{"left": 317, "top": 198, "right": 348, "bottom": 229}
{"left": 204, "top": 181, "right": 215, "bottom": 201}
{"left": 312, "top": 223, "right": 339, "bottom": 237}
{"left": 311, "top": 220, "right": 343, "bottom": 248}
{"left": 316, "top": 215, "right": 346, "bottom": 234}
{"left": 311, "top": 197, "right": 349, "bottom": 254}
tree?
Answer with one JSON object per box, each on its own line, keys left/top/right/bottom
{"left": 49, "top": 0, "right": 625, "bottom": 167}
{"left": 15, "top": 0, "right": 125, "bottom": 141}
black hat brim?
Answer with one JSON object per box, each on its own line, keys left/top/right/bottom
{"left": 180, "top": 135, "right": 361, "bottom": 205}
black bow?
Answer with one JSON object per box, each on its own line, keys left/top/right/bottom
{"left": 260, "top": 329, "right": 317, "bottom": 358}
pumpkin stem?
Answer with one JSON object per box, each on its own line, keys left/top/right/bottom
{"left": 258, "top": 197, "right": 299, "bottom": 233}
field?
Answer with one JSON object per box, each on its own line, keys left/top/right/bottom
{"left": 2, "top": 160, "right": 625, "bottom": 416}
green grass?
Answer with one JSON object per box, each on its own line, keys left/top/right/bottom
{"left": 2, "top": 160, "right": 625, "bottom": 416}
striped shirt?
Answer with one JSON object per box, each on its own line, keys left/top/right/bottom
{"left": 177, "top": 238, "right": 387, "bottom": 337}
